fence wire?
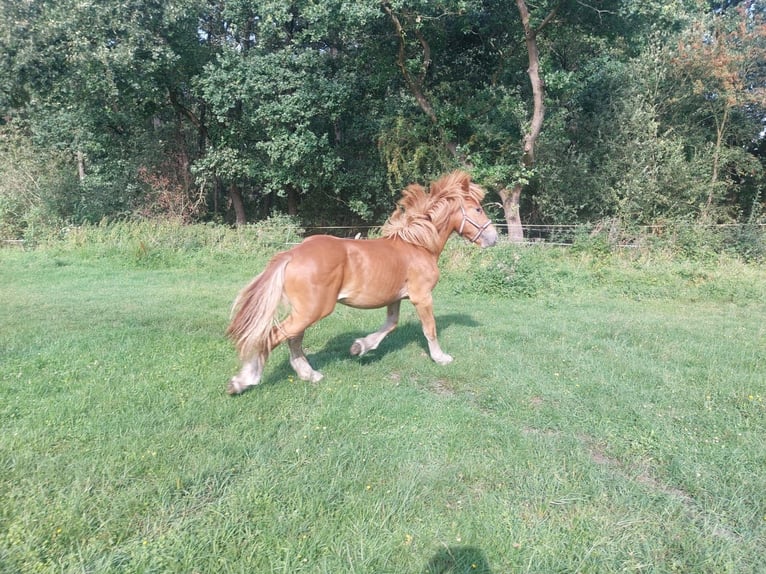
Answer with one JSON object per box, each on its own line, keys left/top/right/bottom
{"left": 301, "top": 222, "right": 766, "bottom": 247}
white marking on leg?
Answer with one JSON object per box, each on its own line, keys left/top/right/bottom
{"left": 427, "top": 339, "right": 453, "bottom": 365}
{"left": 351, "top": 301, "right": 400, "bottom": 357}
{"left": 227, "top": 355, "right": 263, "bottom": 394}
{"left": 288, "top": 335, "right": 323, "bottom": 383}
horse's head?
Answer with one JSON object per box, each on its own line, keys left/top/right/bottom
{"left": 456, "top": 184, "right": 498, "bottom": 248}
{"left": 384, "top": 171, "right": 499, "bottom": 252}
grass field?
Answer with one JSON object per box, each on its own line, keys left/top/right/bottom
{"left": 1, "top": 226, "right": 765, "bottom": 573}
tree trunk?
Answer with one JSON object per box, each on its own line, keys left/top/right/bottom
{"left": 499, "top": 186, "right": 524, "bottom": 242}
{"left": 286, "top": 186, "right": 299, "bottom": 216}
{"left": 706, "top": 103, "right": 729, "bottom": 216}
{"left": 505, "top": 0, "right": 556, "bottom": 242}
{"left": 76, "top": 151, "right": 86, "bottom": 181}
{"left": 229, "top": 183, "right": 247, "bottom": 226}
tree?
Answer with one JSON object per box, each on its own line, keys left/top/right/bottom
{"left": 1, "top": 0, "right": 213, "bottom": 223}
{"left": 673, "top": 2, "right": 766, "bottom": 218}
{"left": 3, "top": 0, "right": 764, "bottom": 235}
{"left": 495, "top": 0, "right": 558, "bottom": 242}
{"left": 192, "top": 0, "right": 395, "bottom": 225}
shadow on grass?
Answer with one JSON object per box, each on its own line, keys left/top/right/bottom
{"left": 229, "top": 313, "right": 479, "bottom": 393}
{"left": 422, "top": 546, "right": 494, "bottom": 574}
{"left": 313, "top": 312, "right": 480, "bottom": 368}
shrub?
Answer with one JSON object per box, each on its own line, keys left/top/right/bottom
{"left": 441, "top": 241, "right": 557, "bottom": 299}
{"left": 0, "top": 124, "right": 71, "bottom": 240}
{"left": 36, "top": 215, "right": 304, "bottom": 267}
{"left": 723, "top": 223, "right": 766, "bottom": 262}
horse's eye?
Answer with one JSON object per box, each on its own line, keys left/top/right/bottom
{"left": 475, "top": 207, "right": 483, "bottom": 214}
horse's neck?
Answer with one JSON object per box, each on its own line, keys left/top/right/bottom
{"left": 432, "top": 223, "right": 457, "bottom": 255}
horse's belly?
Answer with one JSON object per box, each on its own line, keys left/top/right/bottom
{"left": 337, "top": 286, "right": 408, "bottom": 309}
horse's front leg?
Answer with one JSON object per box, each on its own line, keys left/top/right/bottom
{"left": 411, "top": 294, "right": 453, "bottom": 365}
{"left": 350, "top": 301, "right": 401, "bottom": 357}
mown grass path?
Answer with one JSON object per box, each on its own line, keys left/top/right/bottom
{"left": 2, "top": 244, "right": 765, "bottom": 573}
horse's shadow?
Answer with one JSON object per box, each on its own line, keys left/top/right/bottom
{"left": 263, "top": 313, "right": 479, "bottom": 384}
{"left": 422, "top": 546, "right": 494, "bottom": 574}
{"left": 313, "top": 312, "right": 479, "bottom": 368}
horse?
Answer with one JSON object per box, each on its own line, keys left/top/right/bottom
{"left": 226, "top": 170, "right": 498, "bottom": 395}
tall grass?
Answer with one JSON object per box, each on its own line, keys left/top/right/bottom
{"left": 2, "top": 224, "right": 765, "bottom": 573}
{"left": 27, "top": 215, "right": 304, "bottom": 268}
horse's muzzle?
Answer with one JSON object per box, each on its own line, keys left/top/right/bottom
{"left": 478, "top": 226, "right": 499, "bottom": 248}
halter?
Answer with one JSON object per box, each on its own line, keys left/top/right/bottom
{"left": 458, "top": 205, "right": 494, "bottom": 244}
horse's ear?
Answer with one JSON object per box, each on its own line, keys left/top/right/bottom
{"left": 444, "top": 170, "right": 470, "bottom": 194}
{"left": 458, "top": 170, "right": 471, "bottom": 192}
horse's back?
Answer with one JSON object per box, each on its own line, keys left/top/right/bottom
{"left": 283, "top": 235, "right": 429, "bottom": 309}
{"left": 291, "top": 234, "right": 401, "bottom": 265}
{"left": 286, "top": 235, "right": 359, "bottom": 273}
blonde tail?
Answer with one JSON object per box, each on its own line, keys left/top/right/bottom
{"left": 227, "top": 252, "right": 291, "bottom": 359}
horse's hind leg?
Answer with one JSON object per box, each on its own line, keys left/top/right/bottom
{"left": 228, "top": 322, "right": 321, "bottom": 393}
{"left": 228, "top": 318, "right": 312, "bottom": 394}
{"left": 228, "top": 353, "right": 266, "bottom": 395}
{"left": 287, "top": 332, "right": 323, "bottom": 383}
{"left": 350, "top": 301, "right": 401, "bottom": 357}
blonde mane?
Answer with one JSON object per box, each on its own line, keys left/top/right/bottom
{"left": 381, "top": 171, "right": 485, "bottom": 253}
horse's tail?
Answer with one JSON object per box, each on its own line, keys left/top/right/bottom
{"left": 227, "top": 252, "right": 291, "bottom": 360}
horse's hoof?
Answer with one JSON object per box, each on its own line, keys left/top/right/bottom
{"left": 227, "top": 378, "right": 246, "bottom": 395}
{"left": 350, "top": 341, "right": 363, "bottom": 356}
{"left": 309, "top": 371, "right": 324, "bottom": 383}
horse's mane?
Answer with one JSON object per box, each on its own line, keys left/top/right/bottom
{"left": 381, "top": 170, "right": 485, "bottom": 253}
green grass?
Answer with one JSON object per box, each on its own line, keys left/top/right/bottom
{"left": 1, "top": 230, "right": 765, "bottom": 573}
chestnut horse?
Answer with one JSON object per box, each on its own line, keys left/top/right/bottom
{"left": 226, "top": 170, "right": 498, "bottom": 394}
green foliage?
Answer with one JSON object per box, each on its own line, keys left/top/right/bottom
{"left": 660, "top": 221, "right": 766, "bottom": 263}
{"left": 724, "top": 222, "right": 766, "bottom": 262}
{"left": 445, "top": 243, "right": 544, "bottom": 298}
{"left": 0, "top": 123, "right": 74, "bottom": 240}
{"left": 531, "top": 3, "right": 766, "bottom": 226}
{"left": 378, "top": 116, "right": 457, "bottom": 194}
{"left": 1, "top": 0, "right": 764, "bottom": 233}
{"left": 565, "top": 219, "right": 766, "bottom": 265}
{"left": 570, "top": 224, "right": 619, "bottom": 259}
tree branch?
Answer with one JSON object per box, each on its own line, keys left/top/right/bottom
{"left": 382, "top": 2, "right": 438, "bottom": 125}
{"left": 168, "top": 88, "right": 203, "bottom": 129}
{"left": 575, "top": 1, "right": 616, "bottom": 23}
{"left": 414, "top": 27, "right": 432, "bottom": 86}
{"left": 535, "top": 4, "right": 560, "bottom": 36}
{"left": 516, "top": 0, "right": 551, "bottom": 165}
